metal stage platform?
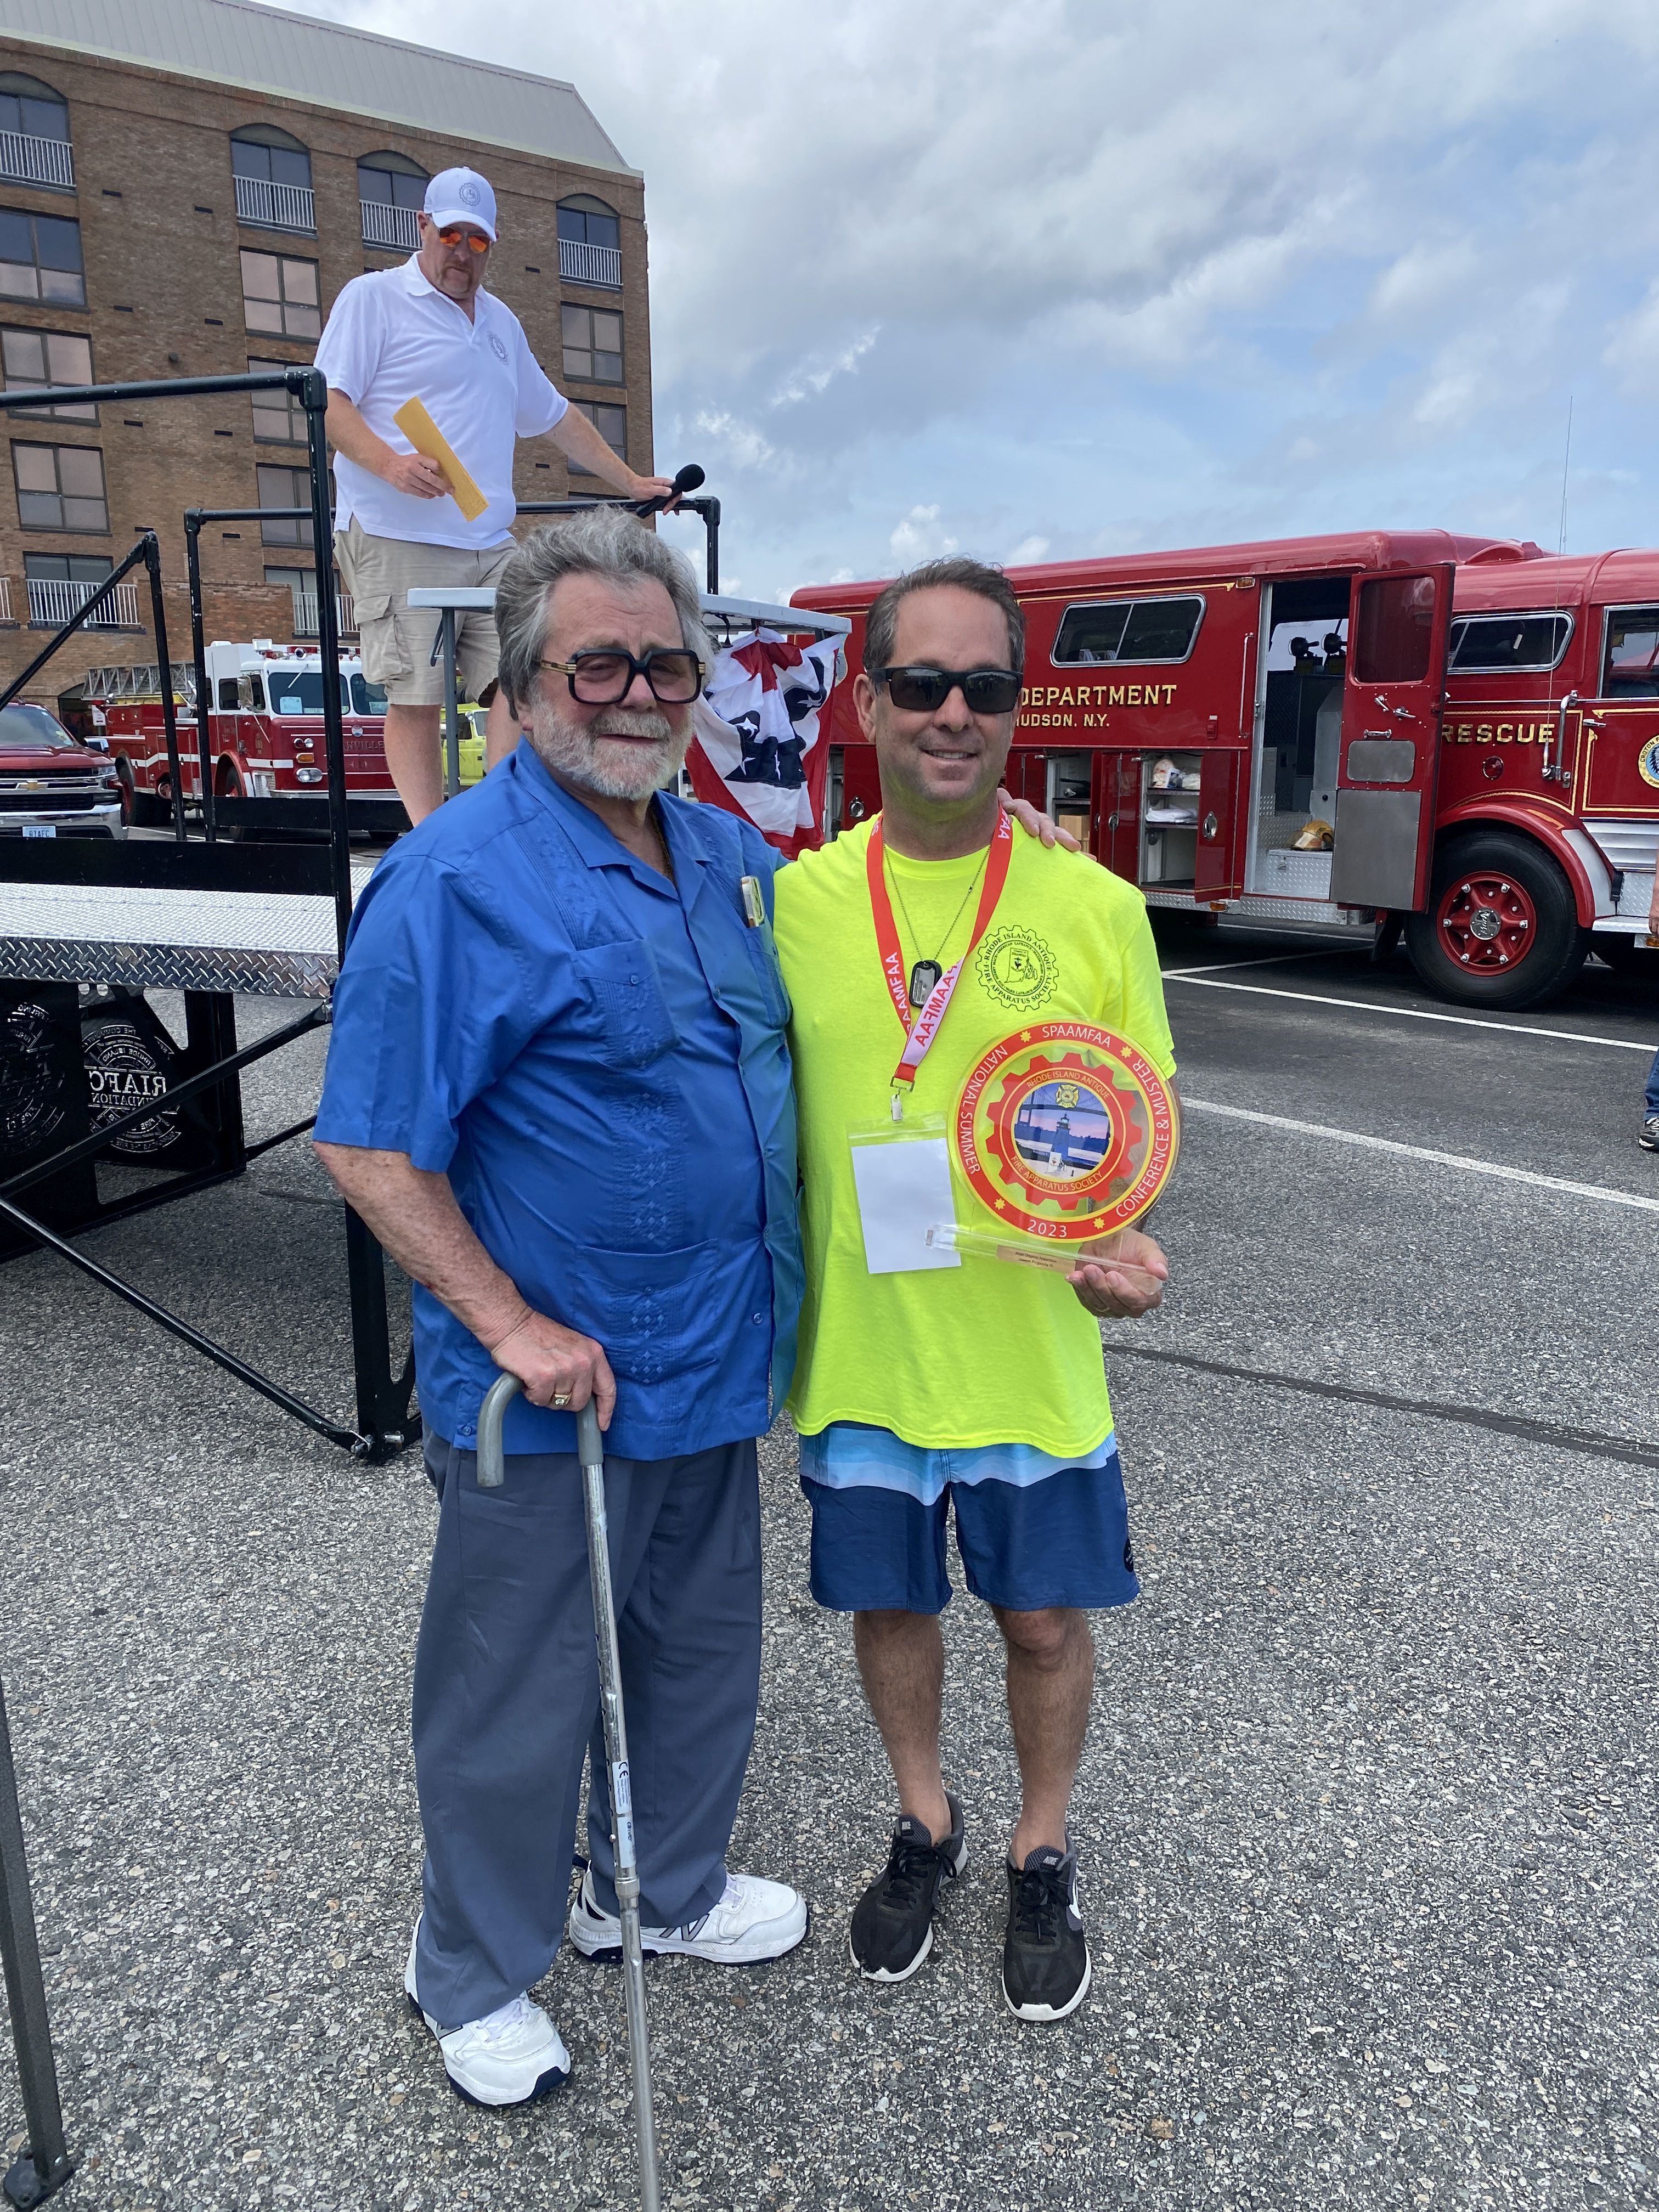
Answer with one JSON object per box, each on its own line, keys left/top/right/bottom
{"left": 0, "top": 866, "right": 371, "bottom": 998}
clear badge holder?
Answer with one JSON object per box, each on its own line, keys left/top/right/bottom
{"left": 848, "top": 1114, "right": 962, "bottom": 1276}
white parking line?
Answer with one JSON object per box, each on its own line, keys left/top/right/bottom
{"left": 1164, "top": 974, "right": 1658, "bottom": 1053}
{"left": 1183, "top": 1097, "right": 1659, "bottom": 1214}
{"left": 1162, "top": 950, "right": 1346, "bottom": 978}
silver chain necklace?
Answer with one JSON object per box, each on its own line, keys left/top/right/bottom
{"left": 885, "top": 850, "right": 989, "bottom": 1007}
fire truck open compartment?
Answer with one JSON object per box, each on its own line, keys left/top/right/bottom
{"left": 1248, "top": 575, "right": 1352, "bottom": 903}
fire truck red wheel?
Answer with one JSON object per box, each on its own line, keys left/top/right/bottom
{"left": 1404, "top": 830, "right": 1588, "bottom": 1010}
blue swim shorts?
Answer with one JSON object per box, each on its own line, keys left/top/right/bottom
{"left": 799, "top": 1423, "right": 1139, "bottom": 1616}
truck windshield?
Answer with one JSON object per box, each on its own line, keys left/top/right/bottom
{"left": 0, "top": 701, "right": 78, "bottom": 750}
{"left": 268, "top": 671, "right": 346, "bottom": 716}
{"left": 266, "top": 670, "right": 389, "bottom": 715}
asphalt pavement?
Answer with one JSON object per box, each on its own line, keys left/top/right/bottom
{"left": 1, "top": 929, "right": 1655, "bottom": 2211}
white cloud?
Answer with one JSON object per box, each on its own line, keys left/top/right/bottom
{"left": 771, "top": 330, "right": 879, "bottom": 408}
{"left": 889, "top": 505, "right": 957, "bottom": 563}
{"left": 311, "top": 0, "right": 1659, "bottom": 582}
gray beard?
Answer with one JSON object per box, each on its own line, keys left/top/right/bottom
{"left": 526, "top": 701, "right": 690, "bottom": 802}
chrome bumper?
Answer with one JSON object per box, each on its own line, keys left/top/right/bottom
{"left": 0, "top": 800, "right": 126, "bottom": 838}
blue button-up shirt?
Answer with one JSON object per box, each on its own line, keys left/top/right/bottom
{"left": 314, "top": 743, "right": 800, "bottom": 1461}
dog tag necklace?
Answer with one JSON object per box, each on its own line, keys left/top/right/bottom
{"left": 866, "top": 811, "right": 1014, "bottom": 1118}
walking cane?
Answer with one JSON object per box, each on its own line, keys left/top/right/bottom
{"left": 476, "top": 1373, "right": 662, "bottom": 2212}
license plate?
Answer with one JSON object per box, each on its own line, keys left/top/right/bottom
{"left": 22, "top": 823, "right": 55, "bottom": 838}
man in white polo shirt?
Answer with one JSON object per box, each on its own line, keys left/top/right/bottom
{"left": 317, "top": 165, "right": 673, "bottom": 822}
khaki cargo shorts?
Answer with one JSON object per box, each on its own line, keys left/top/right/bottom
{"left": 335, "top": 518, "right": 515, "bottom": 709}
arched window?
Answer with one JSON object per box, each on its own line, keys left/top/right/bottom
{"left": 0, "top": 71, "right": 72, "bottom": 191}
{"left": 358, "top": 151, "right": 427, "bottom": 252}
{"left": 557, "top": 195, "right": 620, "bottom": 289}
{"left": 0, "top": 73, "right": 68, "bottom": 140}
{"left": 230, "top": 125, "right": 314, "bottom": 235}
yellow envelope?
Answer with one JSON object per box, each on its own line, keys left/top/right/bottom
{"left": 392, "top": 396, "right": 488, "bottom": 521}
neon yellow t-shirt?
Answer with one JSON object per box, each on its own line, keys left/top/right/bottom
{"left": 775, "top": 819, "right": 1177, "bottom": 1455}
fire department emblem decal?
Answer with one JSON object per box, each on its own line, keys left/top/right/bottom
{"left": 1639, "top": 737, "right": 1659, "bottom": 789}
{"left": 954, "top": 1022, "right": 1180, "bottom": 1242}
{"left": 975, "top": 925, "right": 1058, "bottom": 1010}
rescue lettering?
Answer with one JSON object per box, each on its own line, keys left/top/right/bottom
{"left": 1442, "top": 720, "right": 1552, "bottom": 746}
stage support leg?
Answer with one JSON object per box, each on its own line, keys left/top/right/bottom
{"left": 0, "top": 1677, "right": 73, "bottom": 2210}
{"left": 343, "top": 1203, "right": 411, "bottom": 1459}
{"left": 182, "top": 992, "right": 245, "bottom": 1173}
{"left": 441, "top": 611, "right": 460, "bottom": 802}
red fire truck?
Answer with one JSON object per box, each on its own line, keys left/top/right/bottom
{"left": 794, "top": 529, "right": 1659, "bottom": 1007}
{"left": 72, "top": 639, "right": 396, "bottom": 825}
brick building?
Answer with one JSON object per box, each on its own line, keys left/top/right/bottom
{"left": 0, "top": 0, "right": 652, "bottom": 703}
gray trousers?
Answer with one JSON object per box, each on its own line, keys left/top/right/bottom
{"left": 410, "top": 1430, "right": 762, "bottom": 2030}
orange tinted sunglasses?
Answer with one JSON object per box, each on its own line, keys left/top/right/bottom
{"left": 435, "top": 225, "right": 490, "bottom": 253}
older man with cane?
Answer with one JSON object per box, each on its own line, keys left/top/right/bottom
{"left": 316, "top": 165, "right": 675, "bottom": 824}
{"left": 314, "top": 509, "right": 806, "bottom": 2107}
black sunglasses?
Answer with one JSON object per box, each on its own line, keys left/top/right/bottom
{"left": 538, "top": 648, "right": 706, "bottom": 706}
{"left": 874, "top": 664, "right": 1024, "bottom": 715}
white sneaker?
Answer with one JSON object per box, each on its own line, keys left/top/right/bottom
{"left": 568, "top": 1867, "right": 808, "bottom": 1964}
{"left": 404, "top": 1922, "right": 570, "bottom": 2107}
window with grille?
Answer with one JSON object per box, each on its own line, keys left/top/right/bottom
{"left": 13, "top": 440, "right": 106, "bottom": 529}
{"left": 562, "top": 306, "right": 623, "bottom": 384}
{"left": 249, "top": 359, "right": 307, "bottom": 443}
{"left": 1, "top": 327, "right": 92, "bottom": 418}
{"left": 231, "top": 127, "right": 314, "bottom": 234}
{"left": 241, "top": 251, "right": 320, "bottom": 340}
{"left": 257, "top": 463, "right": 314, "bottom": 547}
{"left": 568, "top": 399, "right": 627, "bottom": 475}
{"left": 0, "top": 207, "right": 83, "bottom": 306}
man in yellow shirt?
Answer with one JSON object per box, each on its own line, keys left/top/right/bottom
{"left": 774, "top": 558, "right": 1175, "bottom": 2023}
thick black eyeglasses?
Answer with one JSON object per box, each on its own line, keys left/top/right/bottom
{"left": 537, "top": 649, "right": 707, "bottom": 706}
{"left": 874, "top": 665, "right": 1024, "bottom": 714}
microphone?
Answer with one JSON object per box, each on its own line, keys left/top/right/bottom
{"left": 633, "top": 462, "right": 704, "bottom": 517}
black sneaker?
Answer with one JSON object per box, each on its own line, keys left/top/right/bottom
{"left": 1640, "top": 1115, "right": 1659, "bottom": 1153}
{"left": 848, "top": 1793, "right": 967, "bottom": 1982}
{"left": 1002, "top": 1844, "right": 1091, "bottom": 2022}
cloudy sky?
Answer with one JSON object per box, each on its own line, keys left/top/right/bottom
{"left": 309, "top": 0, "right": 1659, "bottom": 602}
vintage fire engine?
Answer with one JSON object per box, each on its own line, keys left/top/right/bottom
{"left": 72, "top": 639, "right": 396, "bottom": 824}
{"left": 794, "top": 529, "right": 1659, "bottom": 1008}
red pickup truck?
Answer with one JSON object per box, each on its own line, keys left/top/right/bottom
{"left": 0, "top": 698, "right": 124, "bottom": 839}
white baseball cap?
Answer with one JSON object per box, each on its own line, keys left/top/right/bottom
{"left": 424, "top": 167, "right": 497, "bottom": 242}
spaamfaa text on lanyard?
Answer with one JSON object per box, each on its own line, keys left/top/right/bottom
{"left": 866, "top": 809, "right": 1014, "bottom": 1120}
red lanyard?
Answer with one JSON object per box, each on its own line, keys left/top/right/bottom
{"left": 866, "top": 810, "right": 1013, "bottom": 1103}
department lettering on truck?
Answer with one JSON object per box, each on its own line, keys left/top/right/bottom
{"left": 794, "top": 532, "right": 1659, "bottom": 1012}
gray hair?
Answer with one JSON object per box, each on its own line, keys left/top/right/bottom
{"left": 495, "top": 506, "right": 706, "bottom": 713}
{"left": 863, "top": 555, "right": 1025, "bottom": 677}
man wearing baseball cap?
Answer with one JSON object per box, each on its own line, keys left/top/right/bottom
{"left": 316, "top": 166, "right": 675, "bottom": 822}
